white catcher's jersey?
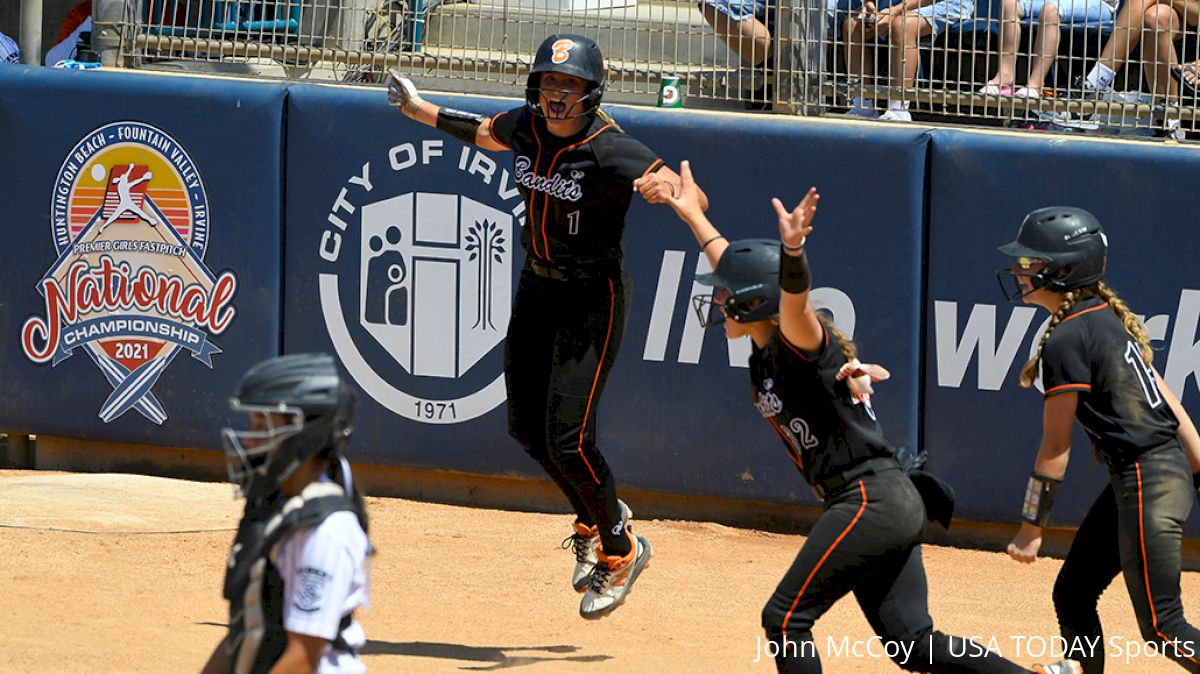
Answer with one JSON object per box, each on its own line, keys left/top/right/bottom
{"left": 273, "top": 509, "right": 372, "bottom": 674}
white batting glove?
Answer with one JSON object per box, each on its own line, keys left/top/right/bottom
{"left": 387, "top": 69, "right": 425, "bottom": 115}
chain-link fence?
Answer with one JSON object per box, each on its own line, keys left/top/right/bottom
{"left": 100, "top": 0, "right": 1200, "bottom": 137}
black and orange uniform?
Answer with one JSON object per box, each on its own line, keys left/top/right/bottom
{"left": 1041, "top": 294, "right": 1200, "bottom": 674}
{"left": 489, "top": 105, "right": 665, "bottom": 558}
{"left": 754, "top": 326, "right": 1033, "bottom": 674}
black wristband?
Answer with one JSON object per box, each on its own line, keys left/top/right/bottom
{"left": 1193, "top": 471, "right": 1200, "bottom": 501}
{"left": 1020, "top": 473, "right": 1063, "bottom": 527}
{"left": 701, "top": 235, "right": 724, "bottom": 251}
{"left": 778, "top": 246, "right": 811, "bottom": 294}
{"left": 436, "top": 107, "right": 486, "bottom": 146}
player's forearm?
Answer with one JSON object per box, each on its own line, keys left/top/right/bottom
{"left": 684, "top": 214, "right": 727, "bottom": 269}
{"left": 1032, "top": 443, "right": 1070, "bottom": 480}
{"left": 1157, "top": 371, "right": 1200, "bottom": 472}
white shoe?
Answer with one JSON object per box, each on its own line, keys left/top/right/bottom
{"left": 844, "top": 106, "right": 880, "bottom": 118}
{"left": 564, "top": 500, "right": 632, "bottom": 593}
{"left": 1014, "top": 86, "right": 1043, "bottom": 99}
{"left": 879, "top": 109, "right": 912, "bottom": 122}
{"left": 1033, "top": 660, "right": 1082, "bottom": 674}
{"left": 580, "top": 533, "right": 652, "bottom": 620}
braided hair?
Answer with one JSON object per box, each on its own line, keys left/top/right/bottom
{"left": 1019, "top": 281, "right": 1154, "bottom": 388}
{"left": 818, "top": 313, "right": 859, "bottom": 363}
{"left": 1020, "top": 289, "right": 1081, "bottom": 388}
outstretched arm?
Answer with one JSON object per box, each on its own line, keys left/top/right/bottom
{"left": 636, "top": 165, "right": 708, "bottom": 211}
{"left": 772, "top": 189, "right": 823, "bottom": 352}
{"left": 663, "top": 160, "right": 726, "bottom": 268}
{"left": 387, "top": 71, "right": 508, "bottom": 152}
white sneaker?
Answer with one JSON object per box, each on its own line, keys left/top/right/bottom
{"left": 579, "top": 533, "right": 652, "bottom": 620}
{"left": 1033, "top": 660, "right": 1082, "bottom": 674}
{"left": 879, "top": 109, "right": 912, "bottom": 122}
{"left": 844, "top": 106, "right": 880, "bottom": 118}
{"left": 564, "top": 500, "right": 632, "bottom": 593}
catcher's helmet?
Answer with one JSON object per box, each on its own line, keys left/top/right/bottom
{"left": 692, "top": 238, "right": 781, "bottom": 327}
{"left": 221, "top": 353, "right": 356, "bottom": 501}
{"left": 996, "top": 206, "right": 1108, "bottom": 302}
{"left": 526, "top": 34, "right": 606, "bottom": 119}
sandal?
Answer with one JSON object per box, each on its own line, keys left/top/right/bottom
{"left": 1014, "top": 86, "right": 1043, "bottom": 99}
{"left": 979, "top": 83, "right": 1015, "bottom": 96}
{"left": 1171, "top": 61, "right": 1200, "bottom": 98}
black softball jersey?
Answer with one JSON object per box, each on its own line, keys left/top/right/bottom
{"left": 488, "top": 106, "right": 664, "bottom": 266}
{"left": 749, "top": 325, "right": 895, "bottom": 488}
{"left": 1040, "top": 294, "right": 1179, "bottom": 466}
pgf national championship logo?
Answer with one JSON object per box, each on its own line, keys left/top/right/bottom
{"left": 21, "top": 121, "right": 238, "bottom": 424}
{"left": 318, "top": 139, "right": 523, "bottom": 424}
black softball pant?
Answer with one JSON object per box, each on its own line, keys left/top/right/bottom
{"left": 504, "top": 268, "right": 632, "bottom": 557}
{"left": 1053, "top": 443, "right": 1200, "bottom": 673}
{"left": 762, "top": 467, "right": 1032, "bottom": 673}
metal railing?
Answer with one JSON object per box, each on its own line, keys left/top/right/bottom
{"left": 97, "top": 0, "right": 1200, "bottom": 138}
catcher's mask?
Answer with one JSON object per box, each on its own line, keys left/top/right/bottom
{"left": 692, "top": 238, "right": 781, "bottom": 328}
{"left": 526, "top": 34, "right": 606, "bottom": 120}
{"left": 221, "top": 353, "right": 356, "bottom": 501}
{"left": 996, "top": 206, "right": 1108, "bottom": 303}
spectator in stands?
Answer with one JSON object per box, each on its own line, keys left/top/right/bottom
{"left": 979, "top": 0, "right": 1117, "bottom": 98}
{"left": 1173, "top": 59, "right": 1200, "bottom": 98}
{"left": 0, "top": 30, "right": 19, "bottom": 64}
{"left": 843, "top": 0, "right": 975, "bottom": 120}
{"left": 1071, "top": 0, "right": 1200, "bottom": 102}
{"left": 46, "top": 1, "right": 93, "bottom": 66}
{"left": 698, "top": 0, "right": 774, "bottom": 106}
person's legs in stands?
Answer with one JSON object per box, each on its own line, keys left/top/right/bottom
{"left": 1141, "top": 4, "right": 1183, "bottom": 100}
{"left": 844, "top": 7, "right": 883, "bottom": 114}
{"left": 984, "top": 0, "right": 1025, "bottom": 92}
{"left": 700, "top": 1, "right": 772, "bottom": 66}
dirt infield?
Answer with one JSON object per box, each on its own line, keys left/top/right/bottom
{"left": 2, "top": 470, "right": 1198, "bottom": 673}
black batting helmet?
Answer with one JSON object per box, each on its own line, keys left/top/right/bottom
{"left": 692, "top": 239, "right": 781, "bottom": 327}
{"left": 996, "top": 206, "right": 1108, "bottom": 302}
{"left": 526, "top": 34, "right": 606, "bottom": 119}
{"left": 221, "top": 352, "right": 356, "bottom": 501}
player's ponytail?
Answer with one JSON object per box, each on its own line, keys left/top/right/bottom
{"left": 818, "top": 313, "right": 859, "bottom": 363}
{"left": 1019, "top": 289, "right": 1080, "bottom": 388}
{"left": 1096, "top": 281, "right": 1153, "bottom": 366}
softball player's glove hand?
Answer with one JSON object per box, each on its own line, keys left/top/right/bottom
{"left": 835, "top": 359, "right": 890, "bottom": 405}
{"left": 387, "top": 70, "right": 425, "bottom": 115}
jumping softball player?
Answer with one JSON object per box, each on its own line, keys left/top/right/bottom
{"left": 663, "top": 161, "right": 1080, "bottom": 674}
{"left": 201, "top": 353, "right": 372, "bottom": 674}
{"left": 999, "top": 207, "right": 1200, "bottom": 674}
{"left": 386, "top": 34, "right": 707, "bottom": 619}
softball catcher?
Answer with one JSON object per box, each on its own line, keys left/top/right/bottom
{"left": 201, "top": 353, "right": 372, "bottom": 674}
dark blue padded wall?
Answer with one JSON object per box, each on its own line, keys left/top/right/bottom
{"left": 0, "top": 66, "right": 285, "bottom": 448}
{"left": 925, "top": 129, "right": 1200, "bottom": 532}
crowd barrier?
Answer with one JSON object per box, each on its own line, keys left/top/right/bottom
{"left": 2, "top": 64, "right": 1198, "bottom": 532}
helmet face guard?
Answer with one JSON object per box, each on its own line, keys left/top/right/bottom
{"left": 995, "top": 256, "right": 1052, "bottom": 303}
{"left": 221, "top": 401, "right": 305, "bottom": 496}
{"left": 220, "top": 353, "right": 356, "bottom": 501}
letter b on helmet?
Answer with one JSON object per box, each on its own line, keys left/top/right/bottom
{"left": 526, "top": 34, "right": 606, "bottom": 117}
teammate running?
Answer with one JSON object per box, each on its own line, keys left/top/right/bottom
{"left": 663, "top": 160, "right": 1080, "bottom": 674}
{"left": 999, "top": 207, "right": 1200, "bottom": 674}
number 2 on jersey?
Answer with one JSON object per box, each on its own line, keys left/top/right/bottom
{"left": 1124, "top": 341, "right": 1163, "bottom": 408}
{"left": 567, "top": 210, "right": 581, "bottom": 235}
